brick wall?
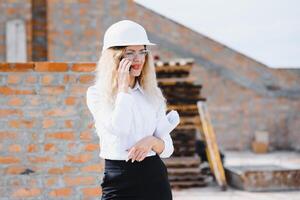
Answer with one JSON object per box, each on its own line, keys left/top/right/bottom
{"left": 0, "top": 62, "right": 102, "bottom": 199}
{"left": 47, "top": 0, "right": 103, "bottom": 61}
{"left": 1, "top": 1, "right": 300, "bottom": 151}
{"left": 191, "top": 65, "right": 300, "bottom": 150}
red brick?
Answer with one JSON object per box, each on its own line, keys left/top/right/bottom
{"left": 49, "top": 188, "right": 72, "bottom": 197}
{"left": 0, "top": 86, "right": 35, "bottom": 95}
{"left": 64, "top": 176, "right": 95, "bottom": 186}
{"left": 27, "top": 144, "right": 38, "bottom": 153}
{"left": 0, "top": 156, "right": 20, "bottom": 164}
{"left": 84, "top": 29, "right": 95, "bottom": 37}
{"left": 66, "top": 153, "right": 93, "bottom": 163}
{"left": 0, "top": 63, "right": 9, "bottom": 71}
{"left": 0, "top": 63, "right": 34, "bottom": 72}
{"left": 12, "top": 188, "right": 41, "bottom": 198}
{"left": 7, "top": 74, "right": 22, "bottom": 84}
{"left": 84, "top": 143, "right": 99, "bottom": 151}
{"left": 8, "top": 97, "right": 23, "bottom": 106}
{"left": 40, "top": 86, "right": 65, "bottom": 95}
{"left": 63, "top": 30, "right": 73, "bottom": 36}
{"left": 71, "top": 63, "right": 96, "bottom": 72}
{"left": 28, "top": 156, "right": 54, "bottom": 163}
{"left": 79, "top": 74, "right": 94, "bottom": 84}
{"left": 47, "top": 131, "right": 75, "bottom": 140}
{"left": 9, "top": 119, "right": 35, "bottom": 128}
{"left": 70, "top": 85, "right": 87, "bottom": 95}
{"left": 7, "top": 7, "right": 17, "bottom": 14}
{"left": 80, "top": 130, "right": 93, "bottom": 141}
{"left": 63, "top": 74, "right": 77, "bottom": 83}
{"left": 28, "top": 96, "right": 40, "bottom": 106}
{"left": 81, "top": 162, "right": 103, "bottom": 173}
{"left": 65, "top": 96, "right": 76, "bottom": 105}
{"left": 42, "top": 119, "right": 55, "bottom": 128}
{"left": 81, "top": 187, "right": 102, "bottom": 197}
{"left": 26, "top": 75, "right": 37, "bottom": 84}
{"left": 0, "top": 109, "right": 22, "bottom": 117}
{"left": 64, "top": 120, "right": 73, "bottom": 128}
{"left": 48, "top": 166, "right": 76, "bottom": 174}
{"left": 79, "top": 7, "right": 88, "bottom": 15}
{"left": 44, "top": 107, "right": 75, "bottom": 117}
{"left": 41, "top": 74, "right": 55, "bottom": 85}
{"left": 8, "top": 144, "right": 22, "bottom": 152}
{"left": 45, "top": 177, "right": 59, "bottom": 187}
{"left": 0, "top": 131, "right": 17, "bottom": 140}
{"left": 44, "top": 143, "right": 56, "bottom": 152}
{"left": 35, "top": 62, "right": 68, "bottom": 72}
{"left": 5, "top": 166, "right": 27, "bottom": 175}
{"left": 63, "top": 19, "right": 73, "bottom": 25}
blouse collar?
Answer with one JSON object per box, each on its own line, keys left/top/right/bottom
{"left": 129, "top": 80, "right": 144, "bottom": 94}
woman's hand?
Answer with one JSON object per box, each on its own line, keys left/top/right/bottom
{"left": 126, "top": 136, "right": 156, "bottom": 162}
{"left": 117, "top": 58, "right": 132, "bottom": 93}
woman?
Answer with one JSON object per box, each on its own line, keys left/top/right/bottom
{"left": 86, "top": 20, "right": 180, "bottom": 200}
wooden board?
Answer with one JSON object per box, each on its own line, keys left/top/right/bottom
{"left": 197, "top": 101, "right": 227, "bottom": 190}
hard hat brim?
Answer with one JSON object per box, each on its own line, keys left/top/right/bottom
{"left": 102, "top": 42, "right": 156, "bottom": 52}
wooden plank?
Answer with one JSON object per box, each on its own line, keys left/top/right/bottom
{"left": 157, "top": 77, "right": 196, "bottom": 85}
{"left": 171, "top": 181, "right": 207, "bottom": 188}
{"left": 162, "top": 156, "right": 200, "bottom": 168}
{"left": 168, "top": 167, "right": 201, "bottom": 175}
{"left": 197, "top": 101, "right": 227, "bottom": 190}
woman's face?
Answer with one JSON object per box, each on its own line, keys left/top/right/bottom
{"left": 122, "top": 45, "right": 147, "bottom": 77}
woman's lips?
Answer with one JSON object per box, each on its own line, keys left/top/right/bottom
{"left": 131, "top": 64, "right": 141, "bottom": 70}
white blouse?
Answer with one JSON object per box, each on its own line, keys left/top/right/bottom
{"left": 86, "top": 81, "right": 180, "bottom": 161}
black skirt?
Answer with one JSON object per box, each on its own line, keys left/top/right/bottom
{"left": 101, "top": 154, "right": 172, "bottom": 200}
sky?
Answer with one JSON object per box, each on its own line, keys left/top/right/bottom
{"left": 135, "top": 0, "right": 300, "bottom": 68}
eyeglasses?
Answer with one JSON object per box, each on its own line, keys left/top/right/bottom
{"left": 122, "top": 49, "right": 149, "bottom": 59}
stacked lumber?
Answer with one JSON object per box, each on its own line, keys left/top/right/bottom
{"left": 155, "top": 58, "right": 210, "bottom": 189}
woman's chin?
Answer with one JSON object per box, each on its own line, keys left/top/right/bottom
{"left": 130, "top": 70, "right": 141, "bottom": 77}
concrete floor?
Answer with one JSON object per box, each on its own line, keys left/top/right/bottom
{"left": 223, "top": 150, "right": 300, "bottom": 169}
{"left": 172, "top": 185, "right": 300, "bottom": 200}
{"left": 172, "top": 151, "right": 300, "bottom": 200}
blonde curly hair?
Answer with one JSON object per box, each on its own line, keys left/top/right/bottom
{"left": 93, "top": 46, "right": 167, "bottom": 112}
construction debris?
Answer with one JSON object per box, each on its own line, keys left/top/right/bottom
{"left": 252, "top": 131, "right": 270, "bottom": 154}
{"left": 155, "top": 59, "right": 211, "bottom": 189}
{"left": 225, "top": 165, "right": 300, "bottom": 192}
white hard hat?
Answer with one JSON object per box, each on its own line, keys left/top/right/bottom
{"left": 102, "top": 20, "right": 155, "bottom": 51}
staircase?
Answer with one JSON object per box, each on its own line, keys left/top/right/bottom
{"left": 155, "top": 58, "right": 210, "bottom": 189}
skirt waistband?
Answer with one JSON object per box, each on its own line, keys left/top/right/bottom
{"left": 104, "top": 154, "right": 160, "bottom": 170}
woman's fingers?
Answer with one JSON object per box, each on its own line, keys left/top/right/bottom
{"left": 138, "top": 152, "right": 147, "bottom": 162}
{"left": 118, "top": 58, "right": 126, "bottom": 71}
{"left": 127, "top": 147, "right": 136, "bottom": 162}
{"left": 136, "top": 150, "right": 145, "bottom": 162}
{"left": 119, "top": 59, "right": 131, "bottom": 72}
{"left": 131, "top": 149, "right": 140, "bottom": 162}
{"left": 130, "top": 148, "right": 149, "bottom": 162}
{"left": 127, "top": 147, "right": 146, "bottom": 163}
{"left": 117, "top": 58, "right": 131, "bottom": 92}
{"left": 124, "top": 59, "right": 132, "bottom": 72}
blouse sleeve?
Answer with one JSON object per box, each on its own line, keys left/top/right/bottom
{"left": 86, "top": 85, "right": 134, "bottom": 136}
{"left": 154, "top": 102, "right": 180, "bottom": 158}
